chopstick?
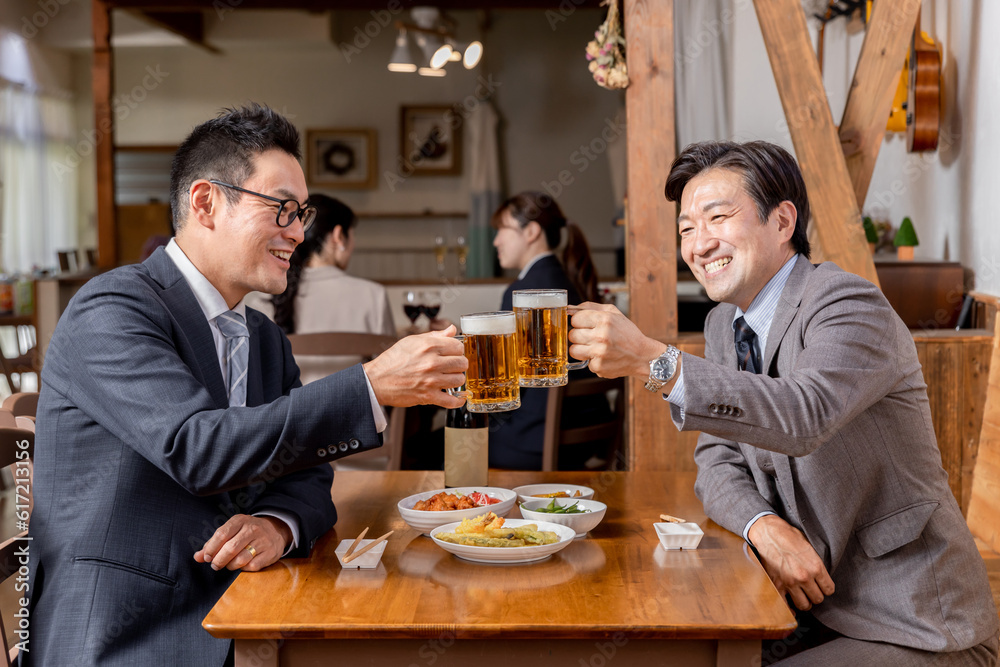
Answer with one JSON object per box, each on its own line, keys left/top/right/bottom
{"left": 342, "top": 530, "right": 393, "bottom": 564}
{"left": 659, "top": 513, "right": 685, "bottom": 524}
{"left": 345, "top": 526, "right": 369, "bottom": 557}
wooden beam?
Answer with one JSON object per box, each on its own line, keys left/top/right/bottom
{"left": 623, "top": 0, "right": 678, "bottom": 470}
{"left": 92, "top": 0, "right": 117, "bottom": 270}
{"left": 839, "top": 0, "right": 920, "bottom": 207}
{"left": 131, "top": 10, "right": 221, "bottom": 54}
{"left": 753, "top": 0, "right": 879, "bottom": 287}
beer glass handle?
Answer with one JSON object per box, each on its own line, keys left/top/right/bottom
{"left": 447, "top": 334, "right": 471, "bottom": 398}
{"left": 567, "top": 359, "right": 589, "bottom": 371}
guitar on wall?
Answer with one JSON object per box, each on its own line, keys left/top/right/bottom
{"left": 886, "top": 9, "right": 942, "bottom": 152}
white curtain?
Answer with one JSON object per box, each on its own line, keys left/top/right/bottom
{"left": 674, "top": 0, "right": 733, "bottom": 147}
{"left": 466, "top": 99, "right": 502, "bottom": 279}
{"left": 0, "top": 83, "right": 77, "bottom": 275}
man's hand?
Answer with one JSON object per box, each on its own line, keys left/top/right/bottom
{"left": 748, "top": 514, "right": 835, "bottom": 611}
{"left": 364, "top": 326, "right": 467, "bottom": 409}
{"left": 194, "top": 515, "right": 292, "bottom": 572}
{"left": 568, "top": 302, "right": 666, "bottom": 379}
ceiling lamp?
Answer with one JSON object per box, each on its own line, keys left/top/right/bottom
{"left": 387, "top": 29, "right": 417, "bottom": 73}
{"left": 430, "top": 43, "right": 452, "bottom": 69}
{"left": 463, "top": 40, "right": 483, "bottom": 69}
{"left": 418, "top": 67, "right": 447, "bottom": 77}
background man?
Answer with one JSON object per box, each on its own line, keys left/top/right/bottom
{"left": 569, "top": 140, "right": 998, "bottom": 665}
{"left": 24, "top": 103, "right": 467, "bottom": 666}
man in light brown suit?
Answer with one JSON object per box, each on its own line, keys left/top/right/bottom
{"left": 569, "top": 140, "right": 999, "bottom": 665}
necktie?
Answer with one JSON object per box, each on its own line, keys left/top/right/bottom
{"left": 216, "top": 310, "right": 249, "bottom": 407}
{"left": 734, "top": 316, "right": 762, "bottom": 375}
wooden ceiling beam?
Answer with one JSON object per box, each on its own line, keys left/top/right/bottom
{"left": 753, "top": 0, "right": 879, "bottom": 287}
{"left": 93, "top": 0, "right": 117, "bottom": 270}
{"left": 838, "top": 0, "right": 921, "bottom": 208}
{"left": 131, "top": 10, "right": 222, "bottom": 54}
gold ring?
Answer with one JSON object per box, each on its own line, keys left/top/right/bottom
{"left": 245, "top": 545, "right": 257, "bottom": 558}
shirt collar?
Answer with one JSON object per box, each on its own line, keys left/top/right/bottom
{"left": 165, "top": 238, "right": 246, "bottom": 322}
{"left": 518, "top": 252, "right": 553, "bottom": 280}
{"left": 731, "top": 253, "right": 799, "bottom": 346}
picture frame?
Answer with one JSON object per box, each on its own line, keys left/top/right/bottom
{"left": 400, "top": 105, "right": 462, "bottom": 176}
{"left": 305, "top": 128, "right": 377, "bottom": 189}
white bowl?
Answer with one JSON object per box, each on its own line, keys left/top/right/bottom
{"left": 430, "top": 518, "right": 577, "bottom": 563}
{"left": 654, "top": 522, "right": 704, "bottom": 550}
{"left": 518, "top": 498, "right": 607, "bottom": 538}
{"left": 397, "top": 487, "right": 516, "bottom": 535}
{"left": 511, "top": 483, "right": 595, "bottom": 505}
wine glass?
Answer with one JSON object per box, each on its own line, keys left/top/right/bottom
{"left": 454, "top": 235, "right": 468, "bottom": 281}
{"left": 421, "top": 290, "right": 442, "bottom": 328}
{"left": 403, "top": 291, "right": 423, "bottom": 333}
{"left": 433, "top": 236, "right": 448, "bottom": 279}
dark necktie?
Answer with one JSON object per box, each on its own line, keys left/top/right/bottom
{"left": 734, "top": 316, "right": 762, "bottom": 375}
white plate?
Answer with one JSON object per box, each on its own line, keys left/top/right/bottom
{"left": 519, "top": 498, "right": 607, "bottom": 538}
{"left": 430, "top": 518, "right": 577, "bottom": 564}
{"left": 511, "top": 483, "right": 595, "bottom": 505}
{"left": 397, "top": 487, "right": 516, "bottom": 535}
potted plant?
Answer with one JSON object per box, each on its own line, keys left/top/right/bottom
{"left": 863, "top": 216, "right": 878, "bottom": 255}
{"left": 894, "top": 216, "right": 919, "bottom": 261}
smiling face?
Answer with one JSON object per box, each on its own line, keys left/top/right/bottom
{"left": 678, "top": 168, "right": 796, "bottom": 311}
{"left": 209, "top": 149, "right": 308, "bottom": 305}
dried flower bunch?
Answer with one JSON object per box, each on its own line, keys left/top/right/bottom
{"left": 586, "top": 0, "right": 628, "bottom": 90}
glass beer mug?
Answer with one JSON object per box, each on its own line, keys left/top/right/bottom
{"left": 447, "top": 311, "right": 521, "bottom": 412}
{"left": 512, "top": 289, "right": 588, "bottom": 387}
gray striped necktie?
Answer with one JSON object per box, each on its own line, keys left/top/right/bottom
{"left": 216, "top": 310, "right": 249, "bottom": 407}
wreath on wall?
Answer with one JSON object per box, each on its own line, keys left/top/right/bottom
{"left": 586, "top": 0, "right": 628, "bottom": 90}
{"left": 322, "top": 142, "right": 356, "bottom": 176}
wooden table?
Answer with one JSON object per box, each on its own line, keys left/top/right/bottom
{"left": 204, "top": 471, "right": 796, "bottom": 666}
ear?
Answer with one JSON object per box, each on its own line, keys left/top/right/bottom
{"left": 772, "top": 201, "right": 797, "bottom": 244}
{"left": 330, "top": 225, "right": 346, "bottom": 248}
{"left": 187, "top": 180, "right": 220, "bottom": 230}
{"left": 523, "top": 221, "right": 544, "bottom": 243}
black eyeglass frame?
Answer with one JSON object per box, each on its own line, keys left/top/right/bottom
{"left": 208, "top": 179, "right": 317, "bottom": 231}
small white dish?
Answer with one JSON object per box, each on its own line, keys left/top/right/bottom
{"left": 397, "top": 487, "right": 517, "bottom": 535}
{"left": 654, "top": 522, "right": 704, "bottom": 550}
{"left": 335, "top": 538, "right": 388, "bottom": 569}
{"left": 518, "top": 498, "right": 607, "bottom": 538}
{"left": 511, "top": 483, "right": 595, "bottom": 505}
{"left": 430, "top": 519, "right": 576, "bottom": 564}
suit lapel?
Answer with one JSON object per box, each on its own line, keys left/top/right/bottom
{"left": 144, "top": 249, "right": 230, "bottom": 408}
{"left": 762, "top": 255, "right": 813, "bottom": 375}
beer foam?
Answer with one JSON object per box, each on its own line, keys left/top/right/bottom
{"left": 512, "top": 291, "right": 567, "bottom": 309}
{"left": 461, "top": 312, "right": 516, "bottom": 335}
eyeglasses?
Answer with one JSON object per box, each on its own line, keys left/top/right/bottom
{"left": 209, "top": 180, "right": 317, "bottom": 232}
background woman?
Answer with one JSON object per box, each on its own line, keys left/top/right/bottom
{"left": 489, "top": 191, "right": 610, "bottom": 469}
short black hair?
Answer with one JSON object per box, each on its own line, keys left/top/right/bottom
{"left": 664, "top": 140, "right": 811, "bottom": 258}
{"left": 169, "top": 102, "right": 301, "bottom": 230}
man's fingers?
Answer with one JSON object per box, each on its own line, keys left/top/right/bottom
{"left": 788, "top": 587, "right": 813, "bottom": 611}
{"left": 801, "top": 578, "right": 828, "bottom": 606}
{"left": 199, "top": 519, "right": 241, "bottom": 560}
{"left": 818, "top": 573, "right": 836, "bottom": 597}
{"left": 429, "top": 391, "right": 467, "bottom": 410}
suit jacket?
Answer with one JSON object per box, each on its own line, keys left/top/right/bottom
{"left": 490, "top": 255, "right": 610, "bottom": 469}
{"left": 678, "top": 256, "right": 998, "bottom": 652}
{"left": 24, "top": 248, "right": 381, "bottom": 666}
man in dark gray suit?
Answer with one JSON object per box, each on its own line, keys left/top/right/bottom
{"left": 23, "top": 103, "right": 467, "bottom": 666}
{"left": 569, "top": 141, "right": 998, "bottom": 665}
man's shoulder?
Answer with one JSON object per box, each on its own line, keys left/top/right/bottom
{"left": 801, "top": 261, "right": 884, "bottom": 304}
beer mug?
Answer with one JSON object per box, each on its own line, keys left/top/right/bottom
{"left": 513, "top": 289, "right": 588, "bottom": 387}
{"left": 447, "top": 311, "right": 521, "bottom": 412}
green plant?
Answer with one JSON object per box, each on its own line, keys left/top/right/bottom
{"left": 894, "top": 217, "right": 919, "bottom": 247}
{"left": 863, "top": 216, "right": 878, "bottom": 244}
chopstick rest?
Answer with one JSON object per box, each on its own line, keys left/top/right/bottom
{"left": 342, "top": 531, "right": 393, "bottom": 564}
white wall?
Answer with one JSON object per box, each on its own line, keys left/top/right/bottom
{"left": 728, "top": 0, "right": 1000, "bottom": 293}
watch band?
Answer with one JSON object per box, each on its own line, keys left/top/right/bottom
{"left": 644, "top": 346, "right": 680, "bottom": 393}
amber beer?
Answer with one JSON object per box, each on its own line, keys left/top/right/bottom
{"left": 450, "top": 312, "right": 520, "bottom": 412}
{"left": 513, "top": 289, "right": 588, "bottom": 387}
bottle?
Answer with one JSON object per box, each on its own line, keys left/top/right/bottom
{"left": 444, "top": 403, "right": 489, "bottom": 488}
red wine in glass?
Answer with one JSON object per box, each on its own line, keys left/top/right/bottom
{"left": 404, "top": 304, "right": 423, "bottom": 324}
{"left": 421, "top": 305, "right": 441, "bottom": 320}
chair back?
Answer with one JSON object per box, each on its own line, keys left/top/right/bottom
{"left": 968, "top": 318, "right": 1000, "bottom": 551}
{"left": 0, "top": 530, "right": 28, "bottom": 665}
{"left": 2, "top": 392, "right": 38, "bottom": 418}
{"left": 542, "top": 376, "right": 625, "bottom": 471}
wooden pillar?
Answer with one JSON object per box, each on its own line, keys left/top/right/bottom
{"left": 753, "top": 0, "right": 879, "bottom": 287}
{"left": 623, "top": 0, "right": 680, "bottom": 470}
{"left": 92, "top": 0, "right": 117, "bottom": 269}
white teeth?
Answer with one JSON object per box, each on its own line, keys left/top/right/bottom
{"left": 705, "top": 257, "right": 731, "bottom": 274}
{"left": 270, "top": 250, "right": 291, "bottom": 261}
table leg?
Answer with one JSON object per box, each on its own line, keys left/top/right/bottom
{"left": 717, "top": 639, "right": 760, "bottom": 667}
{"left": 234, "top": 639, "right": 280, "bottom": 667}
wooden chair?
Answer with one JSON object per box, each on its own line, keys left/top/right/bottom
{"left": 1, "top": 393, "right": 37, "bottom": 419}
{"left": 967, "top": 319, "right": 1000, "bottom": 621}
{"left": 286, "top": 332, "right": 404, "bottom": 471}
{"left": 0, "top": 420, "right": 33, "bottom": 666}
{"left": 542, "top": 376, "right": 625, "bottom": 472}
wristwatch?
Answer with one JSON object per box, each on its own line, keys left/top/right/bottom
{"left": 644, "top": 346, "right": 681, "bottom": 393}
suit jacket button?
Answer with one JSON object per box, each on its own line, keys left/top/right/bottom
{"left": 327, "top": 445, "right": 337, "bottom": 455}
{"left": 734, "top": 407, "right": 743, "bottom": 417}
{"left": 339, "top": 441, "right": 349, "bottom": 453}
{"left": 317, "top": 449, "right": 326, "bottom": 457}
{"left": 349, "top": 438, "right": 361, "bottom": 449}
{"left": 709, "top": 403, "right": 718, "bottom": 413}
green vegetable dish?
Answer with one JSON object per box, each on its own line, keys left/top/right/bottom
{"left": 524, "top": 498, "right": 592, "bottom": 514}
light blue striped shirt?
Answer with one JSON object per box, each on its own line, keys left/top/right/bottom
{"left": 665, "top": 254, "right": 799, "bottom": 544}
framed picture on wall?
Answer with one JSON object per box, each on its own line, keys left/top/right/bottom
{"left": 305, "top": 128, "right": 377, "bottom": 189}
{"left": 400, "top": 105, "right": 462, "bottom": 176}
